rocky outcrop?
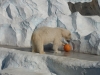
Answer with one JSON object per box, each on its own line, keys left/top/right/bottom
{"left": 68, "top": 0, "right": 100, "bottom": 16}
{"left": 0, "top": 48, "right": 100, "bottom": 75}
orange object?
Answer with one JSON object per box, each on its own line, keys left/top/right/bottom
{"left": 64, "top": 44, "right": 72, "bottom": 52}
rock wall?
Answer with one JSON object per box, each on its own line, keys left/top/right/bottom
{"left": 68, "top": 0, "right": 100, "bottom": 16}
{"left": 0, "top": 0, "right": 100, "bottom": 55}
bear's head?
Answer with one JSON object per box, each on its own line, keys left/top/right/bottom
{"left": 61, "top": 28, "right": 71, "bottom": 43}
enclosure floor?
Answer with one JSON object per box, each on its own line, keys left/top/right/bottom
{"left": 52, "top": 52, "right": 100, "bottom": 61}
{"left": 0, "top": 45, "right": 100, "bottom": 61}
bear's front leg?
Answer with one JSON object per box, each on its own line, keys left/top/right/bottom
{"left": 53, "top": 39, "right": 62, "bottom": 54}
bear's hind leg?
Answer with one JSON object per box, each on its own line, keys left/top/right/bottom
{"left": 36, "top": 42, "right": 45, "bottom": 54}
{"left": 32, "top": 43, "right": 37, "bottom": 53}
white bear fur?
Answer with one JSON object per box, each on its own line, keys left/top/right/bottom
{"left": 31, "top": 26, "right": 71, "bottom": 54}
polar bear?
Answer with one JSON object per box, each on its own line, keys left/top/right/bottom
{"left": 31, "top": 26, "right": 71, "bottom": 54}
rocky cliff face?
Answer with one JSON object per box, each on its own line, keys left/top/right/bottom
{"left": 0, "top": 0, "right": 100, "bottom": 55}
{"left": 68, "top": 0, "right": 100, "bottom": 16}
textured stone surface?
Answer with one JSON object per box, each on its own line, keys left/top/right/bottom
{"left": 68, "top": 0, "right": 100, "bottom": 16}
{"left": 0, "top": 48, "right": 100, "bottom": 75}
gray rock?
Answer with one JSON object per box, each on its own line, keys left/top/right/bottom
{"left": 68, "top": 0, "right": 100, "bottom": 16}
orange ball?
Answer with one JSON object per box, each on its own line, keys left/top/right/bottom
{"left": 64, "top": 44, "right": 72, "bottom": 52}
